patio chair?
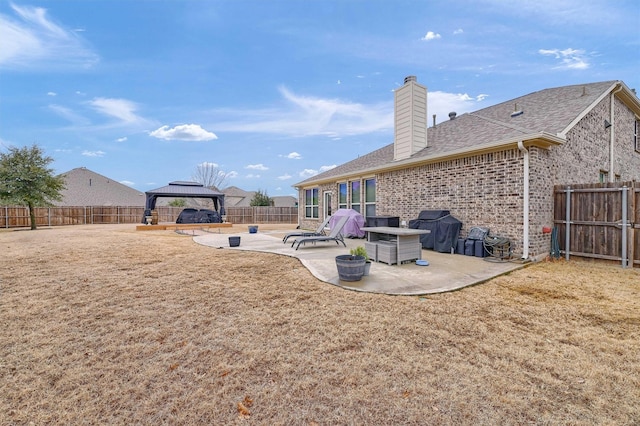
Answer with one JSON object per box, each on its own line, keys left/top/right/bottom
{"left": 283, "top": 215, "right": 331, "bottom": 243}
{"left": 292, "top": 215, "right": 349, "bottom": 250}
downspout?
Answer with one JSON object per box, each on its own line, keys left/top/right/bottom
{"left": 609, "top": 84, "right": 623, "bottom": 181}
{"left": 518, "top": 141, "right": 530, "bottom": 260}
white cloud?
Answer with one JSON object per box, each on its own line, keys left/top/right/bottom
{"left": 149, "top": 124, "right": 217, "bottom": 141}
{"left": 82, "top": 150, "right": 105, "bottom": 157}
{"left": 116, "top": 136, "right": 128, "bottom": 142}
{"left": 245, "top": 174, "right": 261, "bottom": 178}
{"left": 48, "top": 104, "right": 90, "bottom": 126}
{"left": 120, "top": 180, "right": 135, "bottom": 186}
{"left": 427, "top": 91, "right": 489, "bottom": 124}
{"left": 209, "top": 86, "right": 394, "bottom": 138}
{"left": 453, "top": 28, "right": 464, "bottom": 35}
{"left": 285, "top": 152, "right": 302, "bottom": 159}
{"left": 47, "top": 91, "right": 56, "bottom": 96}
{"left": 225, "top": 171, "right": 239, "bottom": 179}
{"left": 277, "top": 174, "right": 292, "bottom": 180}
{"left": 421, "top": 31, "right": 441, "bottom": 41}
{"left": 246, "top": 163, "right": 268, "bottom": 171}
{"left": 298, "top": 165, "right": 335, "bottom": 178}
{"left": 538, "top": 48, "right": 589, "bottom": 70}
{"left": 89, "top": 97, "right": 147, "bottom": 124}
{"left": 299, "top": 169, "right": 318, "bottom": 178}
{"left": 0, "top": 4, "right": 98, "bottom": 70}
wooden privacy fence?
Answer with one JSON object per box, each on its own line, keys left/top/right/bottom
{"left": 553, "top": 181, "right": 639, "bottom": 268}
{"left": 1, "top": 206, "right": 298, "bottom": 228}
{"left": 223, "top": 206, "right": 297, "bottom": 224}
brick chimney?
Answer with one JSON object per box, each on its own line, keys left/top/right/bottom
{"left": 394, "top": 76, "right": 427, "bottom": 161}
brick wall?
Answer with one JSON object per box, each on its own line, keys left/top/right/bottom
{"left": 375, "top": 149, "right": 529, "bottom": 257}
{"left": 551, "top": 96, "right": 640, "bottom": 183}
{"left": 297, "top": 93, "right": 640, "bottom": 259}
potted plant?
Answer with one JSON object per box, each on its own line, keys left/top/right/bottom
{"left": 350, "top": 246, "right": 371, "bottom": 276}
{"left": 335, "top": 252, "right": 366, "bottom": 282}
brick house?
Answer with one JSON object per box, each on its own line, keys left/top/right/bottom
{"left": 294, "top": 77, "right": 640, "bottom": 260}
{"left": 56, "top": 167, "right": 145, "bottom": 206}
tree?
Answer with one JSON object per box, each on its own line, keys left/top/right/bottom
{"left": 250, "top": 189, "right": 273, "bottom": 207}
{"left": 0, "top": 144, "right": 66, "bottom": 230}
{"left": 168, "top": 198, "right": 187, "bottom": 207}
{"left": 192, "top": 162, "right": 229, "bottom": 190}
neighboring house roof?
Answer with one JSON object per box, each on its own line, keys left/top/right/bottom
{"left": 56, "top": 167, "right": 145, "bottom": 206}
{"left": 271, "top": 195, "right": 298, "bottom": 207}
{"left": 221, "top": 186, "right": 297, "bottom": 207}
{"left": 295, "top": 80, "right": 637, "bottom": 187}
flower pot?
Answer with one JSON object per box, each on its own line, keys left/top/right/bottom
{"left": 335, "top": 255, "right": 366, "bottom": 282}
{"left": 248, "top": 225, "right": 258, "bottom": 234}
{"left": 228, "top": 236, "right": 241, "bottom": 247}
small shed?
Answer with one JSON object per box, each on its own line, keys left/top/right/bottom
{"left": 143, "top": 181, "right": 225, "bottom": 222}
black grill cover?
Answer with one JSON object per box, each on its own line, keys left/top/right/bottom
{"left": 409, "top": 210, "right": 462, "bottom": 253}
{"left": 176, "top": 208, "right": 221, "bottom": 224}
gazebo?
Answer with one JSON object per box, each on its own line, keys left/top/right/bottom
{"left": 143, "top": 181, "right": 225, "bottom": 223}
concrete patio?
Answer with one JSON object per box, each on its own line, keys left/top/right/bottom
{"left": 193, "top": 227, "right": 527, "bottom": 296}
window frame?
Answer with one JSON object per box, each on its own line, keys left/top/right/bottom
{"left": 350, "top": 180, "right": 361, "bottom": 213}
{"left": 304, "top": 188, "right": 319, "bottom": 219}
{"left": 338, "top": 182, "right": 348, "bottom": 210}
{"left": 599, "top": 170, "right": 608, "bottom": 183}
{"left": 364, "top": 178, "right": 376, "bottom": 218}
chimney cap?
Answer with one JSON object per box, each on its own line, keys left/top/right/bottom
{"left": 448, "top": 111, "right": 457, "bottom": 120}
{"left": 404, "top": 75, "right": 417, "bottom": 84}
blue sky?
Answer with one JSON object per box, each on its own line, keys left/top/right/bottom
{"left": 1, "top": 0, "right": 638, "bottom": 197}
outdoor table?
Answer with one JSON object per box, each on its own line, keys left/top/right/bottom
{"left": 361, "top": 226, "right": 430, "bottom": 265}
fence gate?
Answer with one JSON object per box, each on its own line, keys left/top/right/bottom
{"left": 553, "top": 181, "right": 639, "bottom": 268}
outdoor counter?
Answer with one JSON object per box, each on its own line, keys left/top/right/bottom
{"left": 361, "top": 226, "right": 430, "bottom": 265}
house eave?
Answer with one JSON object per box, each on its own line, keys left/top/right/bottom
{"left": 294, "top": 132, "right": 564, "bottom": 189}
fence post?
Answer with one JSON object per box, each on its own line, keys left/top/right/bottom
{"left": 621, "top": 186, "right": 628, "bottom": 268}
{"left": 565, "top": 186, "right": 571, "bottom": 261}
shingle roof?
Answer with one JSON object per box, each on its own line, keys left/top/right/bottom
{"left": 56, "top": 167, "right": 145, "bottom": 206}
{"left": 296, "top": 80, "right": 619, "bottom": 186}
{"left": 146, "top": 181, "right": 224, "bottom": 197}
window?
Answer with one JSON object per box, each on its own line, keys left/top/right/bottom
{"left": 599, "top": 170, "right": 608, "bottom": 183}
{"left": 350, "top": 181, "right": 360, "bottom": 213}
{"left": 338, "top": 183, "right": 347, "bottom": 210}
{"left": 635, "top": 119, "right": 639, "bottom": 153}
{"left": 305, "top": 188, "right": 318, "bottom": 218}
{"left": 364, "top": 178, "right": 376, "bottom": 218}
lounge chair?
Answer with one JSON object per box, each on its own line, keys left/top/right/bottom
{"left": 292, "top": 215, "right": 349, "bottom": 250}
{"left": 283, "top": 216, "right": 331, "bottom": 243}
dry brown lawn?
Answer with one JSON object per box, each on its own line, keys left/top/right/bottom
{"left": 1, "top": 224, "right": 638, "bottom": 425}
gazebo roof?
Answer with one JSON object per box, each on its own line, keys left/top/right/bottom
{"left": 146, "top": 181, "right": 224, "bottom": 197}
{"left": 144, "top": 181, "right": 225, "bottom": 212}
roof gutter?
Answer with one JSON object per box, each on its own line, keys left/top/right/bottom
{"left": 295, "top": 132, "right": 565, "bottom": 189}
{"left": 517, "top": 141, "right": 530, "bottom": 260}
{"left": 609, "top": 83, "right": 623, "bottom": 181}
